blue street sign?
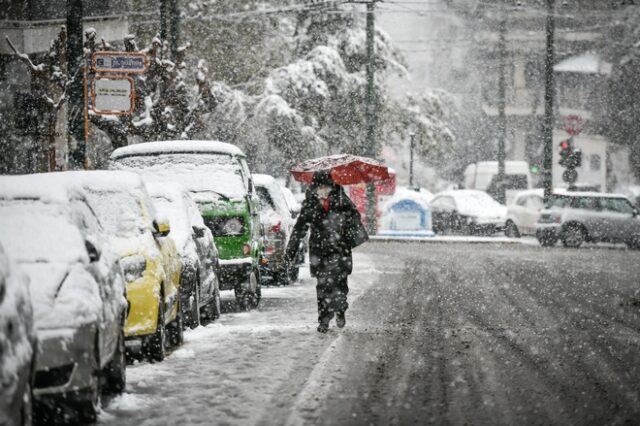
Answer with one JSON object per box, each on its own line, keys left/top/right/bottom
{"left": 93, "top": 52, "right": 147, "bottom": 73}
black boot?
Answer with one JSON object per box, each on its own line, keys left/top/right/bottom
{"left": 336, "top": 312, "right": 346, "bottom": 329}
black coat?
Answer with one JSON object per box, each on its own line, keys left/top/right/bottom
{"left": 286, "top": 186, "right": 368, "bottom": 277}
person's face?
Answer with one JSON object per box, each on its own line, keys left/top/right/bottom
{"left": 315, "top": 184, "right": 331, "bottom": 199}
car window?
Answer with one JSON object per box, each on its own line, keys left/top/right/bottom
{"left": 547, "top": 195, "right": 570, "bottom": 209}
{"left": 256, "top": 187, "right": 275, "bottom": 211}
{"left": 432, "top": 196, "right": 455, "bottom": 211}
{"left": 570, "top": 197, "right": 601, "bottom": 211}
{"left": 69, "top": 198, "right": 103, "bottom": 237}
{"left": 526, "top": 196, "right": 544, "bottom": 210}
{"left": 601, "top": 198, "right": 635, "bottom": 215}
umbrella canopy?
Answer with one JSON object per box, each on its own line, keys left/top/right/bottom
{"left": 290, "top": 154, "right": 390, "bottom": 185}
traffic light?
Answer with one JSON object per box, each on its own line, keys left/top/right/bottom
{"left": 558, "top": 138, "right": 581, "bottom": 184}
{"left": 558, "top": 140, "right": 571, "bottom": 167}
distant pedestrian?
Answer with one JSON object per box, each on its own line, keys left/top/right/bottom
{"left": 285, "top": 171, "right": 368, "bottom": 333}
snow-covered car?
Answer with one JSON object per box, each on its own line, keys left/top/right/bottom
{"left": 280, "top": 186, "right": 301, "bottom": 218}
{"left": 254, "top": 174, "right": 295, "bottom": 285}
{"left": 505, "top": 188, "right": 545, "bottom": 238}
{"left": 0, "top": 181, "right": 127, "bottom": 423}
{"left": 146, "top": 181, "right": 221, "bottom": 326}
{"left": 0, "top": 243, "right": 36, "bottom": 426}
{"left": 536, "top": 192, "right": 640, "bottom": 248}
{"left": 111, "top": 140, "right": 263, "bottom": 310}
{"left": 430, "top": 189, "right": 507, "bottom": 235}
{"left": 59, "top": 171, "right": 184, "bottom": 362}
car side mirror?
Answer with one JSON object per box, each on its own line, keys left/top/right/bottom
{"left": 153, "top": 219, "right": 171, "bottom": 237}
{"left": 192, "top": 226, "right": 205, "bottom": 238}
{"left": 633, "top": 209, "right": 639, "bottom": 217}
{"left": 85, "top": 240, "right": 101, "bottom": 262}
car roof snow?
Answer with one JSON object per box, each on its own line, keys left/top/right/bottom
{"left": 111, "top": 140, "right": 245, "bottom": 159}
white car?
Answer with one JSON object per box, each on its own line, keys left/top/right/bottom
{"left": 146, "top": 181, "right": 221, "bottom": 326}
{"left": 0, "top": 244, "right": 36, "bottom": 426}
{"left": 0, "top": 180, "right": 127, "bottom": 423}
{"left": 253, "top": 174, "right": 296, "bottom": 285}
{"left": 505, "top": 189, "right": 545, "bottom": 238}
{"left": 431, "top": 189, "right": 507, "bottom": 235}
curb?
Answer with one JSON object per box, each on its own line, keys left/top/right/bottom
{"left": 369, "top": 235, "right": 523, "bottom": 245}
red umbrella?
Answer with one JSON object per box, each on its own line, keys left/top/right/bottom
{"left": 290, "top": 154, "right": 390, "bottom": 185}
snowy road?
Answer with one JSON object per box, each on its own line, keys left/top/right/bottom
{"left": 100, "top": 241, "right": 640, "bottom": 425}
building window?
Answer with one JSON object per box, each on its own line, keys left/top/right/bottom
{"left": 590, "top": 154, "right": 601, "bottom": 172}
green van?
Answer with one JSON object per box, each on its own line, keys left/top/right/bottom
{"left": 110, "top": 140, "right": 263, "bottom": 309}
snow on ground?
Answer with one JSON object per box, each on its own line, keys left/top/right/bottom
{"left": 100, "top": 251, "right": 378, "bottom": 426}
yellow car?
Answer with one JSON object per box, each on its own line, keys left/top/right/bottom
{"left": 70, "top": 171, "right": 183, "bottom": 362}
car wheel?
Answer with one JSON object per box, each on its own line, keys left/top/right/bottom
{"left": 537, "top": 233, "right": 557, "bottom": 247}
{"left": 166, "top": 299, "right": 184, "bottom": 348}
{"left": 144, "top": 300, "right": 166, "bottom": 362}
{"left": 289, "top": 265, "right": 299, "bottom": 283}
{"left": 562, "top": 224, "right": 586, "bottom": 248}
{"left": 20, "top": 373, "right": 33, "bottom": 426}
{"left": 76, "top": 345, "right": 101, "bottom": 423}
{"left": 626, "top": 235, "right": 640, "bottom": 250}
{"left": 184, "top": 277, "right": 201, "bottom": 330}
{"left": 103, "top": 327, "right": 126, "bottom": 394}
{"left": 505, "top": 220, "right": 521, "bottom": 238}
{"left": 234, "top": 269, "right": 261, "bottom": 310}
{"left": 274, "top": 267, "right": 290, "bottom": 286}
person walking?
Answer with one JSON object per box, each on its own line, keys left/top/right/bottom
{"left": 285, "top": 171, "right": 369, "bottom": 333}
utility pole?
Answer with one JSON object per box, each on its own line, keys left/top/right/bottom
{"left": 542, "top": 0, "right": 555, "bottom": 203}
{"left": 67, "top": 0, "right": 85, "bottom": 170}
{"left": 160, "top": 0, "right": 167, "bottom": 41}
{"left": 365, "top": 0, "right": 377, "bottom": 234}
{"left": 409, "top": 132, "right": 415, "bottom": 188}
{"left": 160, "top": 0, "right": 180, "bottom": 58}
{"left": 496, "top": 12, "right": 507, "bottom": 204}
{"left": 169, "top": 0, "right": 180, "bottom": 58}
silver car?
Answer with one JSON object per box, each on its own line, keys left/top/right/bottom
{"left": 536, "top": 192, "right": 640, "bottom": 248}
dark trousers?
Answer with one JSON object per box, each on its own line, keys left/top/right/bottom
{"left": 315, "top": 267, "right": 349, "bottom": 324}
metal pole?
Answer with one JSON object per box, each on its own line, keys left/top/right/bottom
{"left": 159, "top": 0, "right": 167, "bottom": 42}
{"left": 542, "top": 0, "right": 555, "bottom": 203}
{"left": 169, "top": 0, "right": 180, "bottom": 58}
{"left": 496, "top": 12, "right": 507, "bottom": 204}
{"left": 409, "top": 132, "right": 415, "bottom": 187}
{"left": 67, "top": 0, "right": 85, "bottom": 170}
{"left": 365, "top": 0, "right": 377, "bottom": 234}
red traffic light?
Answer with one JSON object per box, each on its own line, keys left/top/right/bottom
{"left": 559, "top": 140, "right": 570, "bottom": 150}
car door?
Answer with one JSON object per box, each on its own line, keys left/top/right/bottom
{"left": 570, "top": 196, "right": 607, "bottom": 240}
{"left": 70, "top": 198, "right": 121, "bottom": 364}
{"left": 185, "top": 194, "right": 215, "bottom": 299}
{"left": 600, "top": 198, "right": 638, "bottom": 242}
{"left": 522, "top": 195, "right": 544, "bottom": 235}
{"left": 510, "top": 195, "right": 527, "bottom": 229}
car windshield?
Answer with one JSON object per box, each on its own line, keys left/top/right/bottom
{"left": 151, "top": 195, "right": 190, "bottom": 251}
{"left": 456, "top": 192, "right": 502, "bottom": 212}
{"left": 112, "top": 153, "right": 246, "bottom": 200}
{"left": 84, "top": 189, "right": 148, "bottom": 238}
{"left": 0, "top": 203, "right": 87, "bottom": 263}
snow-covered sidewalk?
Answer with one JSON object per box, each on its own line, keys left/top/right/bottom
{"left": 100, "top": 251, "right": 378, "bottom": 426}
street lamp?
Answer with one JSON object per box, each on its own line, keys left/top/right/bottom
{"left": 409, "top": 131, "right": 415, "bottom": 188}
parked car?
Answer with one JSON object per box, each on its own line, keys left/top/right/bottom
{"left": 505, "top": 189, "right": 545, "bottom": 238}
{"left": 0, "top": 180, "right": 127, "bottom": 423}
{"left": 280, "top": 186, "right": 301, "bottom": 218}
{"left": 254, "top": 174, "right": 296, "bottom": 285}
{"left": 430, "top": 190, "right": 507, "bottom": 235}
{"left": 0, "top": 244, "right": 36, "bottom": 426}
{"left": 536, "top": 192, "right": 640, "bottom": 248}
{"left": 111, "top": 140, "right": 263, "bottom": 310}
{"left": 146, "top": 181, "right": 221, "bottom": 326}
{"left": 61, "top": 171, "right": 184, "bottom": 361}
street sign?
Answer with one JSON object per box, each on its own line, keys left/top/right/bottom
{"left": 564, "top": 114, "right": 583, "bottom": 136}
{"left": 92, "top": 76, "right": 135, "bottom": 115}
{"left": 92, "top": 51, "right": 148, "bottom": 74}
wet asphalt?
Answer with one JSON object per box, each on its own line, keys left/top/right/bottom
{"left": 300, "top": 241, "right": 640, "bottom": 426}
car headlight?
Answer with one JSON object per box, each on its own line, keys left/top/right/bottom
{"left": 222, "top": 218, "right": 244, "bottom": 236}
{"left": 120, "top": 255, "right": 147, "bottom": 283}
